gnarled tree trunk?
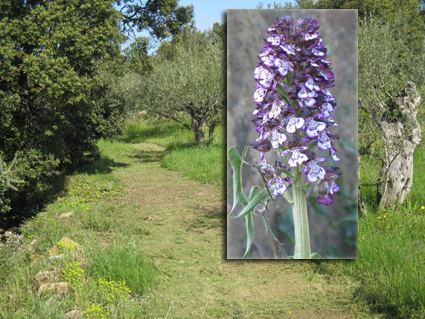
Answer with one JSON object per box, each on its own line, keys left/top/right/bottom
{"left": 377, "top": 82, "right": 422, "bottom": 209}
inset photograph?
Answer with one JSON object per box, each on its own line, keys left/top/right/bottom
{"left": 227, "top": 9, "right": 358, "bottom": 259}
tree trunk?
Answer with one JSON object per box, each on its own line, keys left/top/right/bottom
{"left": 377, "top": 82, "right": 422, "bottom": 209}
{"left": 208, "top": 123, "right": 217, "bottom": 142}
{"left": 208, "top": 118, "right": 222, "bottom": 142}
{"left": 191, "top": 114, "right": 206, "bottom": 143}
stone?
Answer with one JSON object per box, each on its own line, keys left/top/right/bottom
{"left": 34, "top": 270, "right": 61, "bottom": 286}
{"left": 27, "top": 239, "right": 37, "bottom": 253}
{"left": 38, "top": 282, "right": 71, "bottom": 295}
{"left": 48, "top": 255, "right": 65, "bottom": 263}
{"left": 58, "top": 212, "right": 73, "bottom": 219}
{"left": 48, "top": 237, "right": 83, "bottom": 257}
{"left": 64, "top": 310, "right": 84, "bottom": 319}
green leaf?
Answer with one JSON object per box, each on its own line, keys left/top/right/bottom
{"left": 227, "top": 146, "right": 249, "bottom": 218}
{"left": 9, "top": 178, "right": 25, "bottom": 184}
{"left": 248, "top": 185, "right": 260, "bottom": 201}
{"left": 243, "top": 212, "right": 255, "bottom": 259}
{"left": 6, "top": 184, "right": 18, "bottom": 191}
{"left": 337, "top": 215, "right": 358, "bottom": 224}
{"left": 233, "top": 187, "right": 272, "bottom": 219}
{"left": 338, "top": 138, "right": 358, "bottom": 155}
{"left": 283, "top": 190, "right": 293, "bottom": 203}
{"left": 9, "top": 153, "right": 18, "bottom": 170}
{"left": 308, "top": 140, "right": 318, "bottom": 150}
{"left": 311, "top": 252, "right": 321, "bottom": 259}
{"left": 282, "top": 169, "right": 295, "bottom": 180}
{"left": 0, "top": 155, "right": 3, "bottom": 172}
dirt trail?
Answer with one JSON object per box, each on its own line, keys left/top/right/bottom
{"left": 111, "top": 143, "right": 374, "bottom": 318}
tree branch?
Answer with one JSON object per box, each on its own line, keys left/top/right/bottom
{"left": 359, "top": 180, "right": 389, "bottom": 188}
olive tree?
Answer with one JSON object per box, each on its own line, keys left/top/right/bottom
{"left": 358, "top": 15, "right": 425, "bottom": 212}
{"left": 122, "top": 36, "right": 225, "bottom": 143}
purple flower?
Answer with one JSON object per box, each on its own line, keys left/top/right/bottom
{"left": 263, "top": 124, "right": 287, "bottom": 149}
{"left": 260, "top": 161, "right": 289, "bottom": 197}
{"left": 302, "top": 154, "right": 327, "bottom": 183}
{"left": 268, "top": 176, "right": 288, "bottom": 197}
{"left": 280, "top": 146, "right": 309, "bottom": 167}
{"left": 305, "top": 116, "right": 327, "bottom": 138}
{"left": 250, "top": 16, "right": 341, "bottom": 206}
{"left": 317, "top": 166, "right": 342, "bottom": 206}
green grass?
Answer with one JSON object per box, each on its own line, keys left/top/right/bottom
{"left": 84, "top": 241, "right": 160, "bottom": 296}
{"left": 120, "top": 116, "right": 225, "bottom": 187}
{"left": 306, "top": 141, "right": 425, "bottom": 318}
{"left": 0, "top": 140, "right": 161, "bottom": 318}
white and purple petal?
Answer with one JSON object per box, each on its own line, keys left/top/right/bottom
{"left": 286, "top": 117, "right": 305, "bottom": 134}
{"left": 304, "top": 33, "right": 319, "bottom": 41}
{"left": 267, "top": 34, "right": 281, "bottom": 46}
{"left": 329, "top": 180, "right": 340, "bottom": 194}
{"left": 271, "top": 129, "right": 287, "bottom": 148}
{"left": 304, "top": 97, "right": 316, "bottom": 108}
{"left": 253, "top": 87, "right": 267, "bottom": 103}
{"left": 258, "top": 69, "right": 275, "bottom": 89}
{"left": 274, "top": 58, "right": 289, "bottom": 77}
{"left": 312, "top": 48, "right": 325, "bottom": 57}
{"left": 317, "top": 131, "right": 332, "bottom": 150}
{"left": 307, "top": 89, "right": 317, "bottom": 98}
{"left": 306, "top": 163, "right": 326, "bottom": 183}
{"left": 268, "top": 100, "right": 284, "bottom": 119}
{"left": 306, "top": 118, "right": 327, "bottom": 138}
{"left": 259, "top": 46, "right": 275, "bottom": 57}
{"left": 297, "top": 83, "right": 308, "bottom": 99}
{"left": 279, "top": 149, "right": 291, "bottom": 157}
{"left": 329, "top": 147, "right": 340, "bottom": 162}
{"left": 319, "top": 102, "right": 335, "bottom": 118}
{"left": 260, "top": 54, "right": 275, "bottom": 68}
{"left": 280, "top": 43, "right": 296, "bottom": 56}
{"left": 273, "top": 176, "right": 288, "bottom": 197}
{"left": 288, "top": 148, "right": 309, "bottom": 167}
{"left": 254, "top": 65, "right": 266, "bottom": 80}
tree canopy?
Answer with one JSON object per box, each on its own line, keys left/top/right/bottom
{"left": 0, "top": 0, "right": 126, "bottom": 212}
{"left": 120, "top": 30, "right": 225, "bottom": 143}
{"left": 116, "top": 0, "right": 195, "bottom": 38}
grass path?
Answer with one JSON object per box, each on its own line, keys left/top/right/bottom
{"left": 108, "top": 142, "right": 378, "bottom": 318}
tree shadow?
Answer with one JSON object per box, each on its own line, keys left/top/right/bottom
{"left": 128, "top": 150, "right": 163, "bottom": 163}
{"left": 1, "top": 155, "right": 129, "bottom": 235}
{"left": 77, "top": 155, "right": 129, "bottom": 175}
{"left": 185, "top": 204, "right": 226, "bottom": 233}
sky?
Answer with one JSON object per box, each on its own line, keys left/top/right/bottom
{"left": 178, "top": 0, "right": 293, "bottom": 31}
{"left": 120, "top": 0, "right": 296, "bottom": 52}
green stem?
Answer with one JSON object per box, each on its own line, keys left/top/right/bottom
{"left": 291, "top": 166, "right": 311, "bottom": 259}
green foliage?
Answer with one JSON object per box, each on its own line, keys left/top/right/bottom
{"left": 310, "top": 142, "right": 425, "bottom": 318}
{"left": 0, "top": 154, "right": 24, "bottom": 213}
{"left": 120, "top": 30, "right": 225, "bottom": 143}
{"left": 358, "top": 14, "right": 425, "bottom": 164}
{"left": 122, "top": 37, "right": 154, "bottom": 74}
{"left": 0, "top": 0, "right": 126, "bottom": 213}
{"left": 85, "top": 242, "right": 160, "bottom": 296}
{"left": 117, "top": 0, "right": 195, "bottom": 38}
